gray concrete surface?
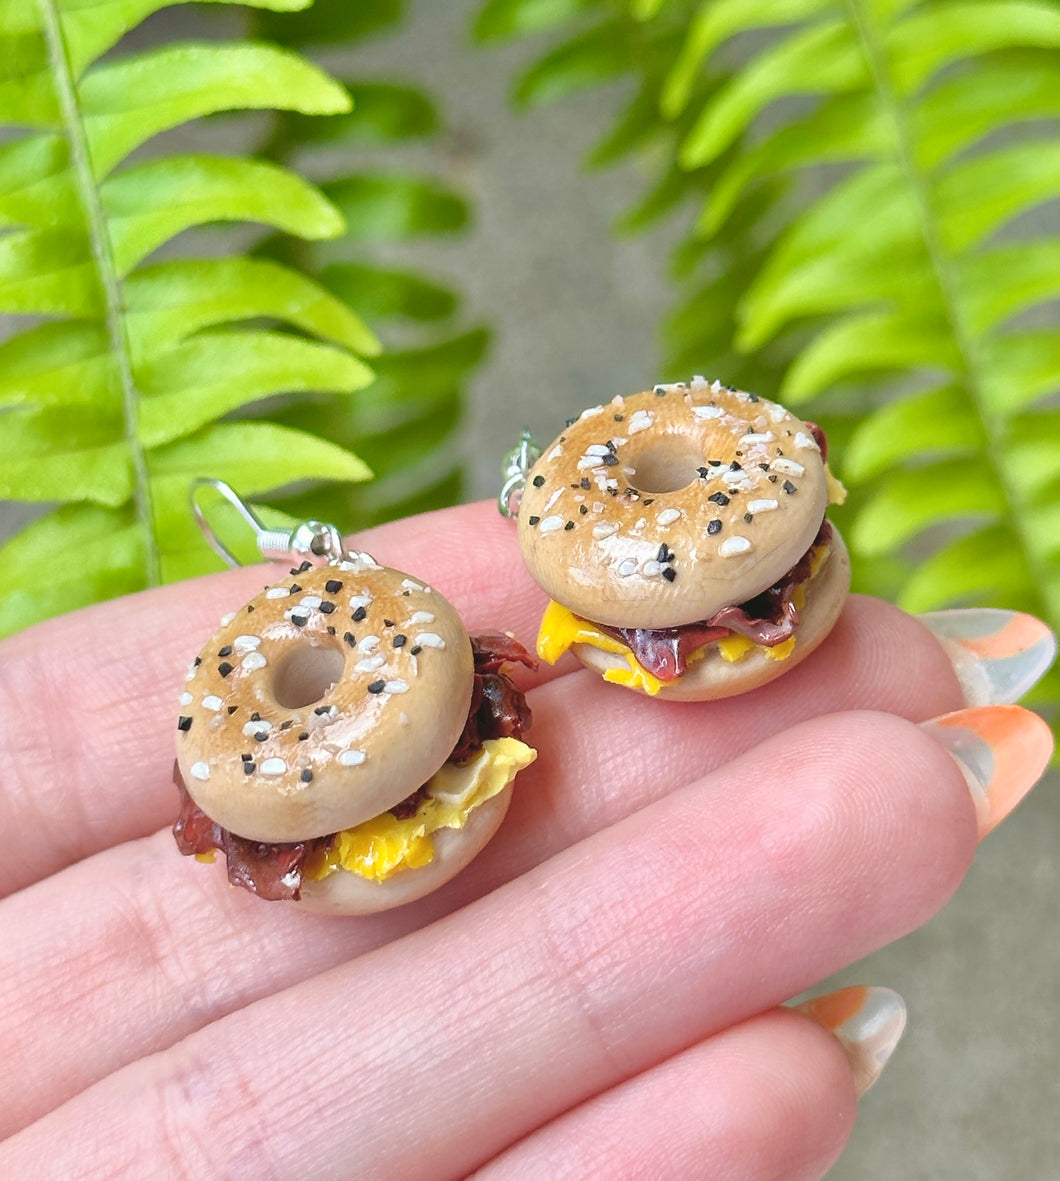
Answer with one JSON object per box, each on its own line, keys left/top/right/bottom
{"left": 2, "top": 1, "right": 1058, "bottom": 1176}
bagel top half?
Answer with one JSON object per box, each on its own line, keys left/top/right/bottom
{"left": 518, "top": 380, "right": 832, "bottom": 630}
{"left": 176, "top": 561, "right": 473, "bottom": 845}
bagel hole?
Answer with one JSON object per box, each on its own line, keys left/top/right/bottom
{"left": 271, "top": 645, "right": 345, "bottom": 709}
{"left": 627, "top": 439, "right": 703, "bottom": 494}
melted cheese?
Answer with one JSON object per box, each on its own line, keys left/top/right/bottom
{"left": 537, "top": 540, "right": 834, "bottom": 687}
{"left": 304, "top": 737, "right": 536, "bottom": 883}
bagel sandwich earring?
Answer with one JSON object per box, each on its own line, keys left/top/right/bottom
{"left": 500, "top": 378, "right": 850, "bottom": 701}
{"left": 174, "top": 480, "right": 537, "bottom": 914}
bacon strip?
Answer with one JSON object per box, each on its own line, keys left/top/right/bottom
{"left": 595, "top": 520, "right": 832, "bottom": 683}
{"left": 173, "top": 634, "right": 535, "bottom": 901}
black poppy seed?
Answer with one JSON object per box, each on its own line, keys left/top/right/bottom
{"left": 393, "top": 634, "right": 407, "bottom": 647}
{"left": 697, "top": 467, "right": 710, "bottom": 479}
{"left": 749, "top": 392, "right": 759, "bottom": 402}
{"left": 367, "top": 680, "right": 386, "bottom": 694}
{"left": 326, "top": 625, "right": 336, "bottom": 635}
{"left": 193, "top": 657, "right": 202, "bottom": 667}
{"left": 744, "top": 513, "right": 754, "bottom": 523}
{"left": 709, "top": 460, "right": 722, "bottom": 467}
{"left": 325, "top": 579, "right": 342, "bottom": 594}
{"left": 607, "top": 486, "right": 618, "bottom": 495}
{"left": 783, "top": 480, "right": 797, "bottom": 494}
{"left": 564, "top": 521, "right": 575, "bottom": 531}
{"left": 579, "top": 504, "right": 588, "bottom": 514}
{"left": 730, "top": 461, "right": 742, "bottom": 471}
{"left": 707, "top": 519, "right": 722, "bottom": 535}
{"left": 300, "top": 769, "right": 313, "bottom": 784}
{"left": 759, "top": 463, "right": 770, "bottom": 471}
{"left": 227, "top": 705, "right": 238, "bottom": 715}
{"left": 532, "top": 475, "right": 545, "bottom": 487}
{"left": 251, "top": 712, "right": 260, "bottom": 721}
{"left": 653, "top": 385, "right": 666, "bottom": 396}
{"left": 289, "top": 583, "right": 302, "bottom": 594}
{"left": 352, "top": 606, "right": 367, "bottom": 622}
{"left": 642, "top": 498, "right": 654, "bottom": 506}
{"left": 602, "top": 454, "right": 618, "bottom": 466}
{"left": 735, "top": 451, "right": 744, "bottom": 457}
{"left": 657, "top": 544, "right": 670, "bottom": 562}
{"left": 246, "top": 605, "right": 255, "bottom": 613}
{"left": 254, "top": 731, "right": 268, "bottom": 742}
{"left": 606, "top": 439, "right": 616, "bottom": 452}
{"left": 580, "top": 478, "right": 591, "bottom": 490}
{"left": 290, "top": 614, "right": 308, "bottom": 627}
{"left": 314, "top": 705, "right": 331, "bottom": 716}
{"left": 281, "top": 720, "right": 294, "bottom": 730}
{"left": 298, "top": 731, "right": 309, "bottom": 741}
{"left": 218, "top": 661, "right": 234, "bottom": 678}
{"left": 320, "top": 601, "right": 336, "bottom": 615}
{"left": 662, "top": 567, "right": 676, "bottom": 582}
{"left": 709, "top": 492, "right": 730, "bottom": 506}
{"left": 402, "top": 589, "right": 410, "bottom": 596}
{"left": 410, "top": 645, "right": 422, "bottom": 655}
{"left": 344, "top": 631, "right": 356, "bottom": 646}
{"left": 244, "top": 762, "right": 255, "bottom": 775}
{"left": 242, "top": 752, "right": 252, "bottom": 761}
{"left": 383, "top": 618, "right": 394, "bottom": 628}
{"left": 768, "top": 474, "right": 778, "bottom": 483}
{"left": 217, "top": 645, "right": 233, "bottom": 658}
{"left": 613, "top": 413, "right": 624, "bottom": 421}
{"left": 528, "top": 515, "right": 540, "bottom": 526}
{"left": 565, "top": 415, "right": 577, "bottom": 427}
{"left": 177, "top": 716, "right": 192, "bottom": 732}
{"left": 297, "top": 561, "right": 311, "bottom": 573}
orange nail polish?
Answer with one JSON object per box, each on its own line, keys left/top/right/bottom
{"left": 795, "top": 985, "right": 906, "bottom": 1097}
{"left": 921, "top": 705, "right": 1054, "bottom": 837}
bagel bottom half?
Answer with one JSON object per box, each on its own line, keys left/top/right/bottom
{"left": 296, "top": 737, "right": 534, "bottom": 914}
{"left": 571, "top": 528, "right": 851, "bottom": 702}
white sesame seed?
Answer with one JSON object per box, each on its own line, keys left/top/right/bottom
{"left": 585, "top": 444, "right": 611, "bottom": 457}
{"left": 747, "top": 499, "right": 779, "bottom": 513}
{"left": 233, "top": 635, "right": 261, "bottom": 652}
{"left": 593, "top": 522, "right": 619, "bottom": 539}
{"left": 543, "top": 488, "right": 563, "bottom": 512}
{"left": 772, "top": 458, "right": 806, "bottom": 477}
{"left": 241, "top": 652, "right": 267, "bottom": 672}
{"left": 691, "top": 374, "right": 708, "bottom": 388}
{"left": 627, "top": 409, "right": 654, "bottom": 434}
{"left": 617, "top": 558, "right": 637, "bottom": 576}
{"left": 691, "top": 405, "right": 723, "bottom": 420}
{"left": 711, "top": 378, "right": 723, "bottom": 392}
{"left": 794, "top": 432, "right": 819, "bottom": 452}
{"left": 202, "top": 695, "right": 223, "bottom": 712}
{"left": 338, "top": 749, "right": 366, "bottom": 766}
{"left": 401, "top": 578, "right": 424, "bottom": 592}
{"left": 265, "top": 587, "right": 289, "bottom": 599}
{"left": 643, "top": 560, "right": 663, "bottom": 576}
{"left": 260, "top": 758, "right": 287, "bottom": 776}
{"left": 219, "top": 611, "right": 236, "bottom": 627}
{"left": 579, "top": 404, "right": 604, "bottom": 419}
{"left": 577, "top": 456, "right": 603, "bottom": 470}
{"left": 384, "top": 679, "right": 409, "bottom": 694}
{"left": 539, "top": 515, "right": 564, "bottom": 533}
{"left": 740, "top": 432, "right": 774, "bottom": 445}
{"left": 414, "top": 632, "right": 446, "bottom": 649}
{"left": 548, "top": 445, "right": 563, "bottom": 461}
{"left": 185, "top": 663, "right": 198, "bottom": 681}
{"left": 349, "top": 593, "right": 372, "bottom": 611}
{"left": 355, "top": 656, "right": 386, "bottom": 673}
{"left": 179, "top": 691, "right": 193, "bottom": 706}
{"left": 720, "top": 536, "right": 753, "bottom": 557}
{"left": 243, "top": 719, "right": 271, "bottom": 737}
{"left": 299, "top": 595, "right": 322, "bottom": 609}
{"left": 656, "top": 508, "right": 681, "bottom": 526}
{"left": 190, "top": 762, "right": 210, "bottom": 781}
{"left": 409, "top": 610, "right": 435, "bottom": 625}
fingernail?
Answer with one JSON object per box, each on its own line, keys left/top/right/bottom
{"left": 918, "top": 609, "right": 1056, "bottom": 706}
{"left": 921, "top": 705, "right": 1054, "bottom": 837}
{"left": 795, "top": 986, "right": 906, "bottom": 1097}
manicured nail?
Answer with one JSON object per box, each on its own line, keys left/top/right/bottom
{"left": 795, "top": 986, "right": 906, "bottom": 1097}
{"left": 918, "top": 608, "right": 1056, "bottom": 706}
{"left": 921, "top": 705, "right": 1054, "bottom": 837}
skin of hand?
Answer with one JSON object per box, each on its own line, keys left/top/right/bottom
{"left": 0, "top": 500, "right": 1050, "bottom": 1180}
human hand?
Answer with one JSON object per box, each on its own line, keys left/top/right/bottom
{"left": 0, "top": 501, "right": 1053, "bottom": 1179}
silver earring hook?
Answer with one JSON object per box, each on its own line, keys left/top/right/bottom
{"left": 497, "top": 429, "right": 540, "bottom": 519}
{"left": 190, "top": 478, "right": 374, "bottom": 569}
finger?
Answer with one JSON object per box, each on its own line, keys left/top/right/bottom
{"left": 0, "top": 711, "right": 994, "bottom": 1175}
{"left": 0, "top": 599, "right": 970, "bottom": 1135}
{"left": 0, "top": 597, "right": 967, "bottom": 1135}
{"left": 0, "top": 501, "right": 551, "bottom": 897}
{"left": 473, "top": 1007, "right": 859, "bottom": 1181}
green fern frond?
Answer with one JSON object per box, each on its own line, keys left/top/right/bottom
{"left": 246, "top": 0, "right": 489, "bottom": 533}
{"left": 0, "top": 0, "right": 381, "bottom": 637}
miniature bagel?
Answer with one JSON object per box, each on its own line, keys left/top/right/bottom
{"left": 518, "top": 380, "right": 830, "bottom": 630}
{"left": 574, "top": 526, "right": 851, "bottom": 701}
{"left": 176, "top": 561, "right": 474, "bottom": 844}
